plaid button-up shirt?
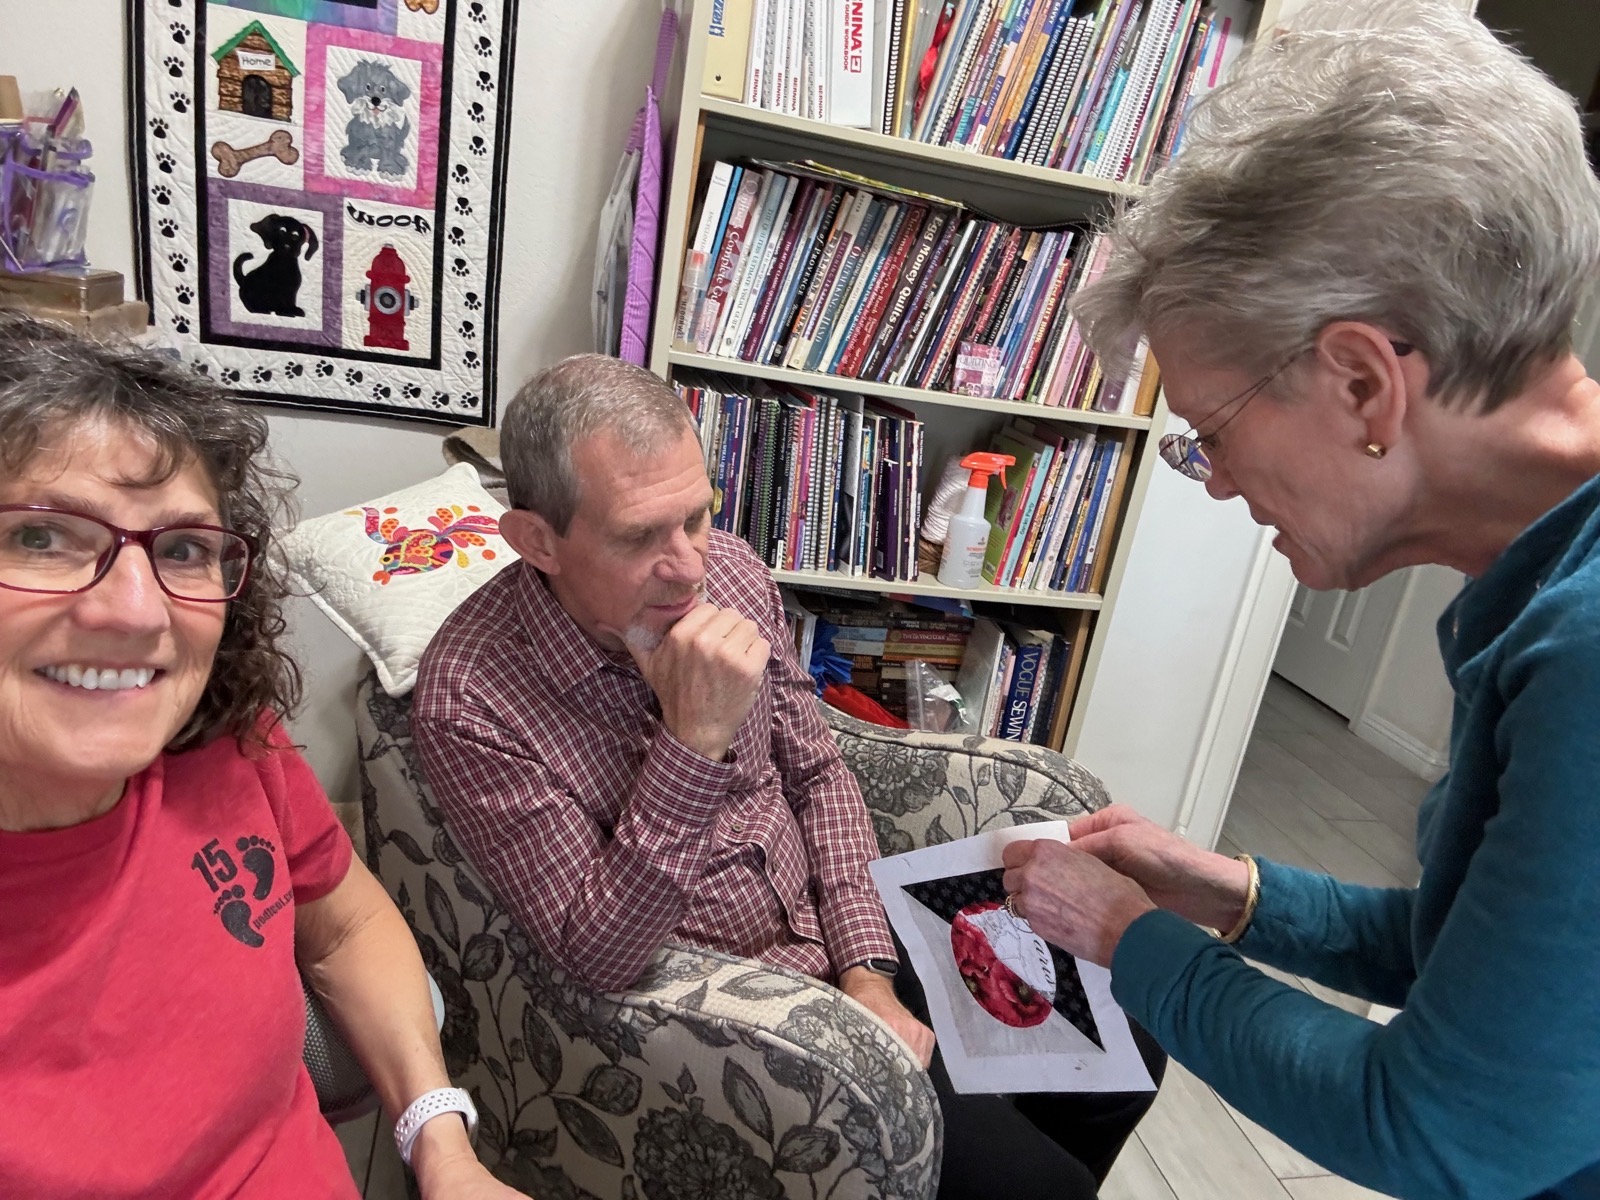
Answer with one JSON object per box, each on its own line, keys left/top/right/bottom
{"left": 411, "top": 530, "right": 896, "bottom": 992}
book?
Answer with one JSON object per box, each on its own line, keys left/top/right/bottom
{"left": 878, "top": 0, "right": 907, "bottom": 134}
{"left": 1027, "top": 631, "right": 1069, "bottom": 742}
{"left": 806, "top": 0, "right": 829, "bottom": 120}
{"left": 1054, "top": 0, "right": 1136, "bottom": 169}
{"left": 837, "top": 204, "right": 924, "bottom": 375}
{"left": 694, "top": 169, "right": 763, "bottom": 353}
{"left": 788, "top": 188, "right": 874, "bottom": 368}
{"left": 740, "top": 179, "right": 817, "bottom": 360}
{"left": 747, "top": 0, "right": 775, "bottom": 105}
{"left": 970, "top": 0, "right": 1044, "bottom": 153}
{"left": 714, "top": 169, "right": 782, "bottom": 353}
{"left": 998, "top": 625, "right": 1052, "bottom": 740}
{"left": 860, "top": 207, "right": 951, "bottom": 378}
{"left": 673, "top": 162, "right": 736, "bottom": 348}
{"left": 759, "top": 183, "right": 840, "bottom": 363}
{"left": 807, "top": 197, "right": 889, "bottom": 371}
{"left": 1021, "top": 15, "right": 1094, "bottom": 165}
{"left": 997, "top": 0, "right": 1071, "bottom": 158}
{"left": 1083, "top": 440, "right": 1129, "bottom": 591}
{"left": 830, "top": 0, "right": 876, "bottom": 127}
{"left": 1024, "top": 430, "right": 1095, "bottom": 589}
{"left": 889, "top": 217, "right": 979, "bottom": 384}
{"left": 775, "top": 186, "right": 852, "bottom": 364}
{"left": 980, "top": 423, "right": 1050, "bottom": 585}
{"left": 705, "top": 0, "right": 755, "bottom": 99}
{"left": 818, "top": 198, "right": 902, "bottom": 371}
{"left": 833, "top": 394, "right": 864, "bottom": 569}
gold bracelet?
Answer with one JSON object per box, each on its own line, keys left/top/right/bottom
{"left": 1218, "top": 853, "right": 1260, "bottom": 945}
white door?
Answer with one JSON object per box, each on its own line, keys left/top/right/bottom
{"left": 1273, "top": 571, "right": 1408, "bottom": 718}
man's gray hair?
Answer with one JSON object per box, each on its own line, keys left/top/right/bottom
{"left": 1070, "top": 0, "right": 1600, "bottom": 412}
{"left": 499, "top": 353, "right": 695, "bottom": 533}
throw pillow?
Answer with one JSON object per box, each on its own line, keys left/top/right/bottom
{"left": 279, "top": 461, "right": 516, "bottom": 696}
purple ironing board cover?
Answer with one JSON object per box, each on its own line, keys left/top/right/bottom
{"left": 620, "top": 8, "right": 679, "bottom": 366}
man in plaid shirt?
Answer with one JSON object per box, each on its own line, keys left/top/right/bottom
{"left": 412, "top": 354, "right": 933, "bottom": 1056}
{"left": 413, "top": 356, "right": 1160, "bottom": 1198}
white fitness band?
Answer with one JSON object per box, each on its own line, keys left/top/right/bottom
{"left": 393, "top": 1087, "right": 479, "bottom": 1167}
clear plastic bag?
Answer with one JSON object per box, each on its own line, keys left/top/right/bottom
{"left": 905, "top": 659, "right": 968, "bottom": 734}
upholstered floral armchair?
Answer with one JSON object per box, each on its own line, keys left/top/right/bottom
{"left": 355, "top": 670, "right": 1110, "bottom": 1200}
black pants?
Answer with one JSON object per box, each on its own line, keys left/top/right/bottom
{"left": 892, "top": 936, "right": 1167, "bottom": 1200}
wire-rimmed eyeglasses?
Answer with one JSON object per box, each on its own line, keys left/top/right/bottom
{"left": 0, "top": 506, "right": 256, "bottom": 601}
{"left": 1158, "top": 342, "right": 1414, "bottom": 482}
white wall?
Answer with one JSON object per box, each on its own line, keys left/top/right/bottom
{"left": 1072, "top": 412, "right": 1282, "bottom": 831}
{"left": 1, "top": 0, "right": 661, "bottom": 805}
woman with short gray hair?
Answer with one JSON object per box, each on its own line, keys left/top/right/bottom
{"left": 998, "top": 2, "right": 1600, "bottom": 1196}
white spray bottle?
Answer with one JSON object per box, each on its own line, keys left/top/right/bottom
{"left": 936, "top": 452, "right": 1015, "bottom": 588}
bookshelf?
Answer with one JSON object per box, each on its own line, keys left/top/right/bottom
{"left": 649, "top": 0, "right": 1262, "bottom": 757}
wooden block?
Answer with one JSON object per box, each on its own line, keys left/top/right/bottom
{"left": 0, "top": 266, "right": 126, "bottom": 313}
{"left": 24, "top": 300, "right": 150, "bottom": 341}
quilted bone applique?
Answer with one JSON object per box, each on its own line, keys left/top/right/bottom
{"left": 354, "top": 503, "right": 500, "bottom": 584}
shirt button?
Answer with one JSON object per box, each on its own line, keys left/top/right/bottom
{"left": 730, "top": 820, "right": 743, "bottom": 834}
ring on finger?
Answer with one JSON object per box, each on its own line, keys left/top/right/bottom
{"left": 1004, "top": 893, "right": 1023, "bottom": 921}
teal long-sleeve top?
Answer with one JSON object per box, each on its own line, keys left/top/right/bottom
{"left": 1113, "top": 473, "right": 1600, "bottom": 1200}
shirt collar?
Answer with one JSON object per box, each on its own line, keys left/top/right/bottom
{"left": 1440, "top": 470, "right": 1600, "bottom": 679}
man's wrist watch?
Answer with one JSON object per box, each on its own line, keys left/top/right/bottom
{"left": 852, "top": 957, "right": 899, "bottom": 978}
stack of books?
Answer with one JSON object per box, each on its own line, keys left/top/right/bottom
{"left": 979, "top": 417, "right": 1126, "bottom": 593}
{"left": 701, "top": 0, "right": 1252, "bottom": 183}
{"left": 679, "top": 374, "right": 925, "bottom": 581}
{"left": 672, "top": 160, "right": 1162, "bottom": 412}
{"left": 957, "top": 617, "right": 1071, "bottom": 744}
{"left": 801, "top": 595, "right": 974, "bottom": 716}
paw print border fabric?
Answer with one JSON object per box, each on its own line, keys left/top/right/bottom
{"left": 129, "top": 0, "right": 517, "bottom": 426}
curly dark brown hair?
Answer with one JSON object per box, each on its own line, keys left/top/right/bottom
{"left": 0, "top": 311, "right": 301, "bottom": 752}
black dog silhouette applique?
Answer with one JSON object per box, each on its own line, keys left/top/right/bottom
{"left": 233, "top": 214, "right": 320, "bottom": 318}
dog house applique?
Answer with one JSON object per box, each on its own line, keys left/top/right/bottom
{"left": 213, "top": 22, "right": 299, "bottom": 122}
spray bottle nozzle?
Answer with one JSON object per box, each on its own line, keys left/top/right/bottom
{"left": 959, "top": 451, "right": 1016, "bottom": 491}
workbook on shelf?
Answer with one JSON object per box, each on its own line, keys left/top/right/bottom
{"left": 655, "top": 0, "right": 1268, "bottom": 754}
{"left": 705, "top": 0, "right": 1254, "bottom": 183}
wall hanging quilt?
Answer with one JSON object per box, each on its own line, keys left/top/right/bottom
{"left": 128, "top": 0, "right": 519, "bottom": 426}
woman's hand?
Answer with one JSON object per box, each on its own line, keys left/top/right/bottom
{"left": 413, "top": 1126, "right": 531, "bottom": 1199}
{"left": 1000, "top": 839, "right": 1156, "bottom": 967}
{"left": 1068, "top": 805, "right": 1253, "bottom": 932}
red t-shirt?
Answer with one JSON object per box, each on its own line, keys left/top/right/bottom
{"left": 0, "top": 729, "right": 359, "bottom": 1198}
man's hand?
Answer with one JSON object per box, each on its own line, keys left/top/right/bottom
{"left": 623, "top": 602, "right": 771, "bottom": 762}
{"left": 837, "top": 966, "right": 936, "bottom": 1067}
{"left": 1000, "top": 839, "right": 1157, "bottom": 968}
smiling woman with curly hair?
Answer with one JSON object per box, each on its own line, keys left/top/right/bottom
{"left": 0, "top": 314, "right": 530, "bottom": 1200}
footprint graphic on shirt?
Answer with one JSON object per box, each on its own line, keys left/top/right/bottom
{"left": 214, "top": 885, "right": 264, "bottom": 948}
{"left": 237, "top": 835, "right": 277, "bottom": 901}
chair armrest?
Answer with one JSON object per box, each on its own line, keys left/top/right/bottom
{"left": 356, "top": 670, "right": 941, "bottom": 1199}
{"left": 823, "top": 702, "right": 1110, "bottom": 854}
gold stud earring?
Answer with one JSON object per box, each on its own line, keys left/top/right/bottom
{"left": 1365, "top": 443, "right": 1387, "bottom": 459}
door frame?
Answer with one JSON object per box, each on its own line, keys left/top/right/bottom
{"left": 1174, "top": 528, "right": 1298, "bottom": 849}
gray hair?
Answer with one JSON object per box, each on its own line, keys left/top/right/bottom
{"left": 499, "top": 354, "right": 695, "bottom": 533}
{"left": 1070, "top": 0, "right": 1600, "bottom": 412}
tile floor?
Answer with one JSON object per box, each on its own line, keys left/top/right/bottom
{"left": 335, "top": 674, "right": 1431, "bottom": 1199}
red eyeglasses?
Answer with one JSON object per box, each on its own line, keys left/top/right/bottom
{"left": 0, "top": 506, "right": 256, "bottom": 602}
